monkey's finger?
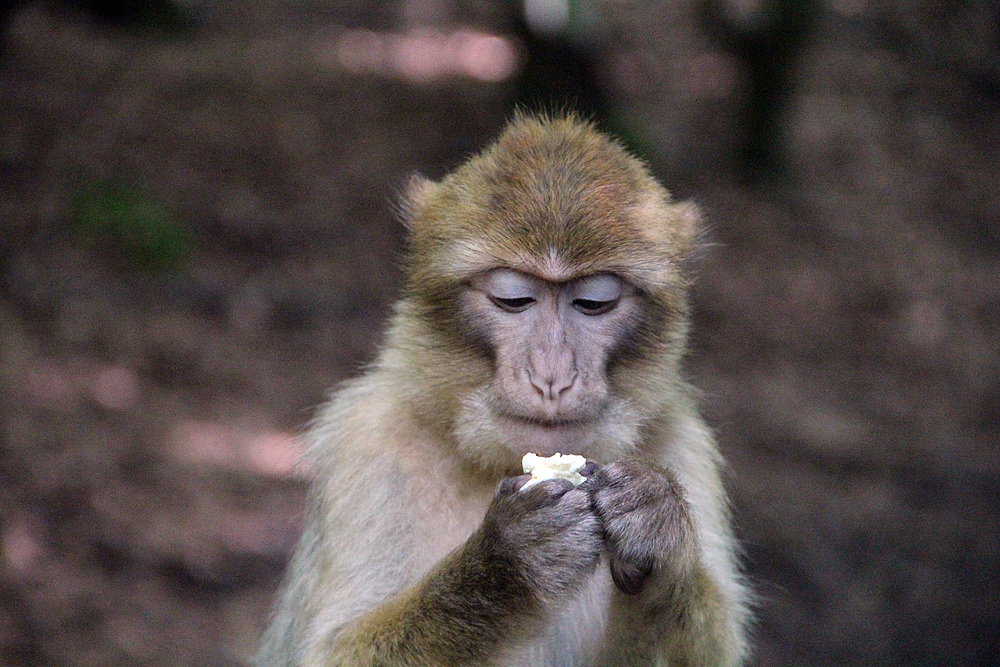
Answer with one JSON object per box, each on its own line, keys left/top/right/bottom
{"left": 577, "top": 461, "right": 603, "bottom": 493}
{"left": 592, "top": 485, "right": 650, "bottom": 521}
{"left": 589, "top": 461, "right": 638, "bottom": 490}
{"left": 519, "top": 478, "right": 575, "bottom": 508}
{"left": 609, "top": 553, "right": 654, "bottom": 595}
{"left": 558, "top": 487, "right": 598, "bottom": 519}
{"left": 496, "top": 474, "right": 532, "bottom": 497}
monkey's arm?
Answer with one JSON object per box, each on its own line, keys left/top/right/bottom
{"left": 591, "top": 456, "right": 749, "bottom": 667}
{"left": 302, "top": 475, "right": 601, "bottom": 667}
{"left": 323, "top": 529, "right": 534, "bottom": 667}
{"left": 601, "top": 559, "right": 748, "bottom": 667}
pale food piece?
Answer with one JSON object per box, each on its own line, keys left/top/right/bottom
{"left": 520, "top": 453, "right": 588, "bottom": 491}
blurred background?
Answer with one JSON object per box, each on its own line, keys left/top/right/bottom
{"left": 1, "top": 0, "right": 998, "bottom": 665}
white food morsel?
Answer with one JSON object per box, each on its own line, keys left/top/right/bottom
{"left": 520, "top": 453, "right": 588, "bottom": 491}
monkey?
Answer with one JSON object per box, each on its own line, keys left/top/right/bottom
{"left": 253, "top": 113, "right": 751, "bottom": 667}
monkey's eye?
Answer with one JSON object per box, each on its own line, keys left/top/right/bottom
{"left": 570, "top": 274, "right": 623, "bottom": 316}
{"left": 480, "top": 269, "right": 538, "bottom": 313}
{"left": 572, "top": 298, "right": 618, "bottom": 315}
{"left": 490, "top": 296, "right": 535, "bottom": 312}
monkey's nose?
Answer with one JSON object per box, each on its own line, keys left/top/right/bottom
{"left": 528, "top": 370, "right": 577, "bottom": 401}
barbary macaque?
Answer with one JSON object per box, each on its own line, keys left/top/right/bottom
{"left": 254, "top": 114, "right": 750, "bottom": 666}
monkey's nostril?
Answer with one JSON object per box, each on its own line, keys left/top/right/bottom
{"left": 527, "top": 370, "right": 548, "bottom": 398}
{"left": 556, "top": 372, "right": 578, "bottom": 397}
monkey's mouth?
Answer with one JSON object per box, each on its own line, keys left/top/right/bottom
{"left": 498, "top": 411, "right": 595, "bottom": 430}
{"left": 491, "top": 411, "right": 607, "bottom": 459}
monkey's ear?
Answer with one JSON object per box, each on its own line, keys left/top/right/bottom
{"left": 669, "top": 200, "right": 703, "bottom": 257}
{"left": 638, "top": 193, "right": 703, "bottom": 259}
{"left": 399, "top": 173, "right": 438, "bottom": 230}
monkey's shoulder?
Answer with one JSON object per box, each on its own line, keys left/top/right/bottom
{"left": 307, "top": 377, "right": 494, "bottom": 542}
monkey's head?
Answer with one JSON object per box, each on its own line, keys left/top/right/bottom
{"left": 386, "top": 114, "right": 701, "bottom": 474}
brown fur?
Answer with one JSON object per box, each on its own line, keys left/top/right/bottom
{"left": 254, "top": 114, "right": 750, "bottom": 667}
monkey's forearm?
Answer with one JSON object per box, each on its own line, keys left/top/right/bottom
{"left": 602, "top": 564, "right": 747, "bottom": 667}
{"left": 661, "top": 565, "right": 747, "bottom": 667}
{"left": 324, "top": 534, "right": 536, "bottom": 667}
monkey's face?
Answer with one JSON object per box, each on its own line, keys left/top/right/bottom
{"left": 436, "top": 260, "right": 656, "bottom": 464}
{"left": 454, "top": 267, "right": 644, "bottom": 459}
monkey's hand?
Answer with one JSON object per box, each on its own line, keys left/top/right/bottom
{"left": 589, "top": 460, "right": 698, "bottom": 597}
{"left": 478, "top": 475, "right": 603, "bottom": 602}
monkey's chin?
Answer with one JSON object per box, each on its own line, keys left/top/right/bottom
{"left": 452, "top": 396, "right": 642, "bottom": 475}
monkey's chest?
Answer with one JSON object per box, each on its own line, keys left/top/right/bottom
{"left": 501, "top": 563, "right": 615, "bottom": 667}
{"left": 404, "top": 480, "right": 495, "bottom": 575}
